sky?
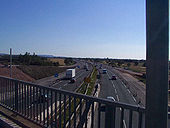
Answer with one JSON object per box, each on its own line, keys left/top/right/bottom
{"left": 0, "top": 0, "right": 146, "bottom": 59}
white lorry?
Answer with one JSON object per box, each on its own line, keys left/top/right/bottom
{"left": 66, "top": 69, "right": 76, "bottom": 79}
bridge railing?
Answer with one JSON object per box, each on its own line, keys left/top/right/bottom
{"left": 0, "top": 76, "right": 145, "bottom": 128}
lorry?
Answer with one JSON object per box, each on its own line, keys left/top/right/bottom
{"left": 66, "top": 69, "right": 76, "bottom": 79}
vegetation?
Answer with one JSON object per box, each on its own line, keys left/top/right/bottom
{"left": 134, "top": 75, "right": 146, "bottom": 84}
{"left": 64, "top": 58, "right": 76, "bottom": 66}
{"left": 48, "top": 58, "right": 65, "bottom": 66}
{"left": 86, "top": 67, "right": 97, "bottom": 95}
{"left": 18, "top": 65, "right": 68, "bottom": 80}
{"left": 0, "top": 52, "right": 59, "bottom": 66}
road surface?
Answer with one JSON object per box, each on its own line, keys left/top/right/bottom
{"left": 94, "top": 64, "right": 144, "bottom": 128}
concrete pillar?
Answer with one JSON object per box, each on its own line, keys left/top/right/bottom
{"left": 146, "top": 0, "right": 169, "bottom": 128}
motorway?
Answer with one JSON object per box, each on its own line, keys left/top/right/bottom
{"left": 0, "top": 61, "right": 146, "bottom": 127}
{"left": 35, "top": 61, "right": 92, "bottom": 92}
{"left": 94, "top": 64, "right": 144, "bottom": 128}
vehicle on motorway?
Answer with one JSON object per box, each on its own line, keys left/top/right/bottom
{"left": 99, "top": 64, "right": 102, "bottom": 69}
{"left": 84, "top": 64, "right": 89, "bottom": 71}
{"left": 66, "top": 69, "right": 75, "bottom": 79}
{"left": 102, "top": 69, "right": 107, "bottom": 74}
{"left": 107, "top": 96, "right": 116, "bottom": 101}
{"left": 97, "top": 74, "right": 101, "bottom": 79}
{"left": 37, "top": 93, "right": 51, "bottom": 103}
{"left": 100, "top": 96, "right": 115, "bottom": 112}
{"left": 70, "top": 78, "right": 76, "bottom": 83}
{"left": 111, "top": 75, "right": 117, "bottom": 80}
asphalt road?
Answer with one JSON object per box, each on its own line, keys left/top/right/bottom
{"left": 94, "top": 64, "right": 144, "bottom": 128}
{"left": 35, "top": 61, "right": 93, "bottom": 92}
{"left": 51, "top": 67, "right": 92, "bottom": 92}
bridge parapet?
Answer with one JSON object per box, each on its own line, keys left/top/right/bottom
{"left": 0, "top": 76, "right": 145, "bottom": 128}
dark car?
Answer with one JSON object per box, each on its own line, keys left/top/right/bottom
{"left": 111, "top": 75, "right": 117, "bottom": 80}
{"left": 37, "top": 93, "right": 51, "bottom": 103}
{"left": 70, "top": 78, "right": 76, "bottom": 83}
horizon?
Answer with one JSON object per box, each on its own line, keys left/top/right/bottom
{"left": 1, "top": 0, "right": 146, "bottom": 59}
{"left": 0, "top": 51, "right": 146, "bottom": 60}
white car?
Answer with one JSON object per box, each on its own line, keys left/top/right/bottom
{"left": 107, "top": 96, "right": 115, "bottom": 101}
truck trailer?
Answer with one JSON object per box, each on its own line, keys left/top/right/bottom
{"left": 66, "top": 69, "right": 76, "bottom": 79}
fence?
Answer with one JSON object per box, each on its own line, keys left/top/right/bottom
{"left": 0, "top": 76, "right": 145, "bottom": 128}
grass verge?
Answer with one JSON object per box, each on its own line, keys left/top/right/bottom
{"left": 18, "top": 65, "right": 73, "bottom": 80}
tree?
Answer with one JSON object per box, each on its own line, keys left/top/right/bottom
{"left": 64, "top": 58, "right": 74, "bottom": 65}
{"left": 127, "top": 63, "right": 131, "bottom": 67}
{"left": 142, "top": 62, "right": 146, "bottom": 67}
{"left": 134, "top": 62, "right": 139, "bottom": 66}
{"left": 117, "top": 61, "right": 124, "bottom": 67}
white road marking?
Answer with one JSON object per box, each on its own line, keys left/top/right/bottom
{"left": 108, "top": 69, "right": 138, "bottom": 104}
{"left": 63, "top": 83, "right": 68, "bottom": 86}
{"left": 123, "top": 120, "right": 127, "bottom": 128}
{"left": 127, "top": 89, "right": 131, "bottom": 94}
{"left": 52, "top": 81, "right": 62, "bottom": 86}
{"left": 115, "top": 89, "right": 117, "bottom": 94}
{"left": 116, "top": 95, "right": 119, "bottom": 101}
{"left": 132, "top": 96, "right": 137, "bottom": 102}
{"left": 122, "top": 82, "right": 126, "bottom": 88}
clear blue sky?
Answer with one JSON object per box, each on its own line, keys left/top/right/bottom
{"left": 0, "top": 0, "right": 146, "bottom": 59}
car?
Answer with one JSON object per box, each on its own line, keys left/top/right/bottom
{"left": 100, "top": 96, "right": 115, "bottom": 112}
{"left": 107, "top": 96, "right": 116, "bottom": 101}
{"left": 111, "top": 75, "right": 117, "bottom": 80}
{"left": 37, "top": 93, "right": 51, "bottom": 103}
{"left": 97, "top": 74, "right": 101, "bottom": 79}
{"left": 102, "top": 69, "right": 107, "bottom": 74}
{"left": 70, "top": 78, "right": 76, "bottom": 83}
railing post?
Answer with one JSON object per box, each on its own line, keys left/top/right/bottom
{"left": 146, "top": 0, "right": 169, "bottom": 128}
{"left": 15, "top": 81, "right": 18, "bottom": 111}
{"left": 105, "top": 104, "right": 114, "bottom": 128}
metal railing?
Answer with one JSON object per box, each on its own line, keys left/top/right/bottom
{"left": 0, "top": 76, "right": 145, "bottom": 128}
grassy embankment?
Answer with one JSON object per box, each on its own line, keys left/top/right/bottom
{"left": 18, "top": 66, "right": 68, "bottom": 80}
{"left": 114, "top": 62, "right": 146, "bottom": 84}
{"left": 18, "top": 58, "right": 76, "bottom": 80}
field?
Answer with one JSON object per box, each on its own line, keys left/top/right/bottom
{"left": 48, "top": 58, "right": 65, "bottom": 66}
{"left": 127, "top": 64, "right": 146, "bottom": 74}
{"left": 118, "top": 62, "right": 146, "bottom": 74}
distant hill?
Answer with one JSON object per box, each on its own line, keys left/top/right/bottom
{"left": 37, "top": 55, "right": 56, "bottom": 58}
{"left": 0, "top": 53, "right": 8, "bottom": 55}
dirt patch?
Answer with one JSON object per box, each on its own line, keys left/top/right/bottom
{"left": 0, "top": 65, "right": 34, "bottom": 82}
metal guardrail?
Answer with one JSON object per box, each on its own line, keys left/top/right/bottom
{"left": 0, "top": 76, "right": 145, "bottom": 128}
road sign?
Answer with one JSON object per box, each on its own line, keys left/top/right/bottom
{"left": 54, "top": 73, "right": 58, "bottom": 77}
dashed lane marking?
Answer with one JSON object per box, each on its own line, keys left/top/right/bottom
{"left": 116, "top": 95, "right": 119, "bottom": 101}
{"left": 115, "top": 89, "right": 117, "bottom": 94}
{"left": 108, "top": 70, "right": 138, "bottom": 104}
{"left": 123, "top": 119, "right": 127, "bottom": 128}
{"left": 63, "top": 83, "right": 68, "bottom": 87}
{"left": 132, "top": 96, "right": 137, "bottom": 102}
{"left": 51, "top": 81, "right": 62, "bottom": 86}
